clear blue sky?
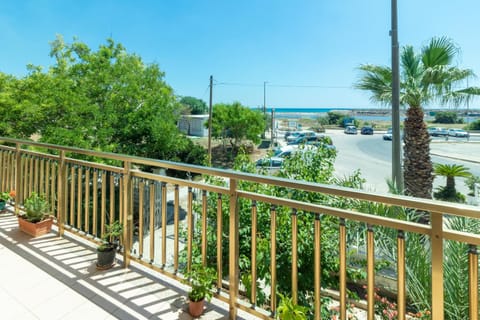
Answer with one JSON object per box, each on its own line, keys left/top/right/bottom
{"left": 1, "top": 1, "right": 479, "bottom": 109}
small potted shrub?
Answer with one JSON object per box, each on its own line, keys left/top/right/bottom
{"left": 184, "top": 264, "right": 217, "bottom": 317}
{"left": 96, "top": 220, "right": 123, "bottom": 270}
{"left": 18, "top": 192, "right": 52, "bottom": 237}
{"left": 0, "top": 191, "right": 10, "bottom": 211}
{"left": 276, "top": 293, "right": 308, "bottom": 320}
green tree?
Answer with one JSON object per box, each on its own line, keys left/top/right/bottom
{"left": 326, "top": 111, "right": 343, "bottom": 125}
{"left": 466, "top": 119, "right": 480, "bottom": 130}
{"left": 433, "top": 163, "right": 471, "bottom": 202}
{"left": 209, "top": 102, "right": 265, "bottom": 151}
{"left": 356, "top": 37, "right": 479, "bottom": 199}
{"left": 12, "top": 35, "right": 205, "bottom": 165}
{"left": 433, "top": 111, "right": 461, "bottom": 124}
{"left": 179, "top": 96, "right": 208, "bottom": 115}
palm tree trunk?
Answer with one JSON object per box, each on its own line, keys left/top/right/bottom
{"left": 446, "top": 176, "right": 456, "bottom": 193}
{"left": 403, "top": 106, "right": 433, "bottom": 199}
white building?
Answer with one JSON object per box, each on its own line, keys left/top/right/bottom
{"left": 177, "top": 114, "right": 209, "bottom": 137}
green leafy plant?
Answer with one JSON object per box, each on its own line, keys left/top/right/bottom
{"left": 98, "top": 220, "right": 123, "bottom": 251}
{"left": 22, "top": 192, "right": 50, "bottom": 223}
{"left": 184, "top": 264, "right": 217, "bottom": 302}
{"left": 0, "top": 191, "right": 11, "bottom": 202}
{"left": 465, "top": 174, "right": 480, "bottom": 196}
{"left": 276, "top": 293, "right": 308, "bottom": 320}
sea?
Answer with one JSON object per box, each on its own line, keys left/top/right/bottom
{"left": 253, "top": 107, "right": 479, "bottom": 123}
{"left": 253, "top": 107, "right": 394, "bottom": 121}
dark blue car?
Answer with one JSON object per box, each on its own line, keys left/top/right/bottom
{"left": 361, "top": 126, "right": 374, "bottom": 135}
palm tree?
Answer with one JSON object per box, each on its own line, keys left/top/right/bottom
{"left": 356, "top": 37, "right": 479, "bottom": 199}
{"left": 433, "top": 163, "right": 471, "bottom": 202}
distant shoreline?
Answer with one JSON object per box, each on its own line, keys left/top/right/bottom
{"left": 262, "top": 107, "right": 480, "bottom": 121}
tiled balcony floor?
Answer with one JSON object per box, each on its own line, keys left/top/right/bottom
{"left": 0, "top": 211, "right": 259, "bottom": 320}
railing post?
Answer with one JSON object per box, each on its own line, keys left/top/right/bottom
{"left": 228, "top": 179, "right": 239, "bottom": 319}
{"left": 122, "top": 161, "right": 132, "bottom": 267}
{"left": 14, "top": 143, "right": 22, "bottom": 213}
{"left": 431, "top": 211, "right": 444, "bottom": 320}
{"left": 57, "top": 150, "right": 66, "bottom": 237}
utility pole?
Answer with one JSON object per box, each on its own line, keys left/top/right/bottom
{"left": 207, "top": 75, "right": 213, "bottom": 164}
{"left": 391, "top": 0, "right": 403, "bottom": 192}
{"left": 262, "top": 81, "right": 267, "bottom": 139}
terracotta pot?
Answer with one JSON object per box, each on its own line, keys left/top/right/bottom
{"left": 188, "top": 299, "right": 205, "bottom": 317}
{"left": 18, "top": 217, "right": 53, "bottom": 237}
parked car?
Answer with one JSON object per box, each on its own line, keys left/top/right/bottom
{"left": 284, "top": 131, "right": 297, "bottom": 141}
{"left": 360, "top": 126, "right": 374, "bottom": 135}
{"left": 383, "top": 127, "right": 405, "bottom": 141}
{"left": 255, "top": 157, "right": 284, "bottom": 171}
{"left": 448, "top": 128, "right": 469, "bottom": 138}
{"left": 344, "top": 126, "right": 357, "bottom": 135}
{"left": 273, "top": 145, "right": 298, "bottom": 158}
{"left": 287, "top": 136, "right": 309, "bottom": 145}
{"left": 286, "top": 130, "right": 321, "bottom": 142}
{"left": 383, "top": 128, "right": 393, "bottom": 140}
{"left": 428, "top": 127, "right": 448, "bottom": 137}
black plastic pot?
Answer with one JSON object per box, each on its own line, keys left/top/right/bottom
{"left": 96, "top": 246, "right": 116, "bottom": 270}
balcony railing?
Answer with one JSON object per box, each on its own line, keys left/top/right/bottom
{"left": 1, "top": 137, "right": 480, "bottom": 320}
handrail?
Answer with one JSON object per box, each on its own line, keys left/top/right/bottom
{"left": 2, "top": 136, "right": 480, "bottom": 320}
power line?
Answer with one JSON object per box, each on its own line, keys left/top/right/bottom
{"left": 213, "top": 80, "right": 350, "bottom": 89}
{"left": 269, "top": 84, "right": 350, "bottom": 89}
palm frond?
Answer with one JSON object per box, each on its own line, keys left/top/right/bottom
{"left": 401, "top": 45, "right": 423, "bottom": 80}
{"left": 355, "top": 64, "right": 392, "bottom": 105}
{"left": 421, "top": 37, "right": 458, "bottom": 67}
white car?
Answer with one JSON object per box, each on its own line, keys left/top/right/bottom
{"left": 448, "top": 128, "right": 469, "bottom": 138}
{"left": 344, "top": 126, "right": 357, "bottom": 135}
{"left": 383, "top": 128, "right": 392, "bottom": 140}
{"left": 255, "top": 157, "right": 284, "bottom": 170}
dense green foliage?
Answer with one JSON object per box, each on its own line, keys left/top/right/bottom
{"left": 179, "top": 96, "right": 208, "bottom": 115}
{"left": 466, "top": 119, "right": 480, "bottom": 130}
{"left": 321, "top": 111, "right": 358, "bottom": 127}
{"left": 0, "top": 36, "right": 205, "bottom": 165}
{"left": 433, "top": 111, "right": 462, "bottom": 124}
{"left": 185, "top": 145, "right": 368, "bottom": 316}
{"left": 209, "top": 102, "right": 265, "bottom": 150}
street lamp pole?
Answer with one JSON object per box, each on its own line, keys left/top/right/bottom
{"left": 208, "top": 75, "right": 213, "bottom": 164}
{"left": 391, "top": 0, "right": 403, "bottom": 192}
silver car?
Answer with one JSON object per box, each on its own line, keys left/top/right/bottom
{"left": 448, "top": 128, "right": 469, "bottom": 138}
{"left": 344, "top": 125, "right": 357, "bottom": 135}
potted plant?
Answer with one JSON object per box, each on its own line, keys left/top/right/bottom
{"left": 0, "top": 191, "right": 10, "bottom": 211}
{"left": 96, "top": 220, "right": 123, "bottom": 270}
{"left": 276, "top": 293, "right": 308, "bottom": 320}
{"left": 17, "top": 192, "right": 52, "bottom": 237}
{"left": 184, "top": 264, "right": 217, "bottom": 317}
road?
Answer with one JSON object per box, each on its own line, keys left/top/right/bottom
{"left": 325, "top": 130, "right": 480, "bottom": 198}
